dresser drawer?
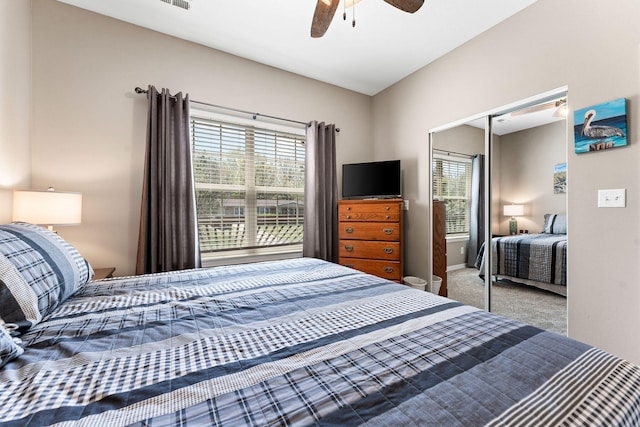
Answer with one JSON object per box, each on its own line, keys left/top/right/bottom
{"left": 339, "top": 222, "right": 400, "bottom": 241}
{"left": 336, "top": 199, "right": 403, "bottom": 282}
{"left": 339, "top": 258, "right": 402, "bottom": 281}
{"left": 338, "top": 202, "right": 401, "bottom": 222}
{"left": 339, "top": 240, "right": 400, "bottom": 260}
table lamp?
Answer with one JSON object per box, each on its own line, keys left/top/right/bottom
{"left": 12, "top": 187, "right": 82, "bottom": 231}
{"left": 503, "top": 204, "right": 524, "bottom": 235}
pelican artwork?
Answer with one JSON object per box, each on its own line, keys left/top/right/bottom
{"left": 581, "top": 109, "right": 625, "bottom": 151}
{"left": 574, "top": 98, "right": 627, "bottom": 153}
{"left": 581, "top": 109, "right": 625, "bottom": 139}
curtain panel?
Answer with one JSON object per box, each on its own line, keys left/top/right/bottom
{"left": 136, "top": 86, "right": 200, "bottom": 274}
{"left": 466, "top": 154, "right": 485, "bottom": 267}
{"left": 303, "top": 121, "right": 338, "bottom": 262}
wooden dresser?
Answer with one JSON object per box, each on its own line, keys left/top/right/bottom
{"left": 432, "top": 200, "right": 448, "bottom": 296}
{"left": 337, "top": 199, "right": 403, "bottom": 282}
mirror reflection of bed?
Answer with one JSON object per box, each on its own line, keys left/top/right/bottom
{"left": 431, "top": 92, "right": 568, "bottom": 335}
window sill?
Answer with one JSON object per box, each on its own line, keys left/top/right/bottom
{"left": 446, "top": 235, "right": 469, "bottom": 243}
{"left": 200, "top": 246, "right": 302, "bottom": 268}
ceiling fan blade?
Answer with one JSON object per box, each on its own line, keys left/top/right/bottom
{"left": 511, "top": 100, "right": 561, "bottom": 116}
{"left": 383, "top": 0, "right": 425, "bottom": 13}
{"left": 311, "top": 0, "right": 340, "bottom": 38}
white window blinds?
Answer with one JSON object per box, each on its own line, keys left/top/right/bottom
{"left": 432, "top": 154, "right": 472, "bottom": 235}
{"left": 191, "top": 115, "right": 305, "bottom": 255}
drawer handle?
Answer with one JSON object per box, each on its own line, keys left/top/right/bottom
{"left": 346, "top": 207, "right": 351, "bottom": 211}
{"left": 383, "top": 228, "right": 394, "bottom": 234}
{"left": 385, "top": 215, "right": 390, "bottom": 219}
{"left": 384, "top": 267, "right": 394, "bottom": 273}
{"left": 344, "top": 264, "right": 354, "bottom": 268}
{"left": 345, "top": 227, "right": 354, "bottom": 233}
{"left": 385, "top": 206, "right": 390, "bottom": 210}
{"left": 383, "top": 248, "right": 394, "bottom": 254}
{"left": 345, "top": 245, "right": 354, "bottom": 252}
{"left": 346, "top": 215, "right": 351, "bottom": 219}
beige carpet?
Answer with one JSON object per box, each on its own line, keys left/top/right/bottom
{"left": 446, "top": 268, "right": 567, "bottom": 335}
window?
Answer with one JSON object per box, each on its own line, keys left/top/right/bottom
{"left": 432, "top": 154, "right": 472, "bottom": 235}
{"left": 190, "top": 112, "right": 305, "bottom": 258}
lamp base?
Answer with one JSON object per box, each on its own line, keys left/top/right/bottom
{"left": 509, "top": 217, "right": 518, "bottom": 235}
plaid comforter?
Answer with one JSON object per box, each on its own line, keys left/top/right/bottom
{"left": 1, "top": 258, "right": 638, "bottom": 426}
{"left": 476, "top": 233, "right": 567, "bottom": 287}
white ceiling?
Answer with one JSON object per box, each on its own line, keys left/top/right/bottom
{"left": 56, "top": 0, "right": 538, "bottom": 96}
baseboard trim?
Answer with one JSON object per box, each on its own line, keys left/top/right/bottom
{"left": 447, "top": 263, "right": 467, "bottom": 272}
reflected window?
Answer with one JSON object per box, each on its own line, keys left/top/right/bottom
{"left": 432, "top": 154, "right": 472, "bottom": 235}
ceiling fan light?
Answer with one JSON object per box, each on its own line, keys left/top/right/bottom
{"left": 345, "top": 0, "right": 364, "bottom": 8}
{"left": 553, "top": 106, "right": 568, "bottom": 118}
{"left": 553, "top": 98, "right": 568, "bottom": 118}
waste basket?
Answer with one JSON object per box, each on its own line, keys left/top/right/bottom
{"left": 403, "top": 276, "right": 427, "bottom": 291}
{"left": 431, "top": 275, "right": 443, "bottom": 293}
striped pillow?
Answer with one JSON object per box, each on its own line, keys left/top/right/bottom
{"left": 543, "top": 214, "right": 567, "bottom": 234}
{"left": 0, "top": 222, "right": 93, "bottom": 334}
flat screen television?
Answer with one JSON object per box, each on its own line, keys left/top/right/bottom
{"left": 341, "top": 160, "right": 401, "bottom": 199}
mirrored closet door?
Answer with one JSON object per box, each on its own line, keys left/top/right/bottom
{"left": 429, "top": 89, "right": 568, "bottom": 335}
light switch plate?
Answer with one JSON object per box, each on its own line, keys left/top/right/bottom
{"left": 598, "top": 189, "right": 626, "bottom": 208}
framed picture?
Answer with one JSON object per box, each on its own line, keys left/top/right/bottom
{"left": 554, "top": 163, "right": 566, "bottom": 194}
{"left": 573, "top": 98, "right": 627, "bottom": 153}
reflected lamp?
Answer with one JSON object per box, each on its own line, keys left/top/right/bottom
{"left": 503, "top": 204, "right": 524, "bottom": 235}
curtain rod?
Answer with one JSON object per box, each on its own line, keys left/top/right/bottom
{"left": 433, "top": 148, "right": 474, "bottom": 158}
{"left": 134, "top": 87, "right": 340, "bottom": 132}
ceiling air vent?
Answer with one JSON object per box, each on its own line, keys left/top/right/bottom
{"left": 160, "top": 0, "right": 191, "bottom": 10}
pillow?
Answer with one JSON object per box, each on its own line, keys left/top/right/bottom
{"left": 0, "top": 222, "right": 93, "bottom": 334}
{"left": 543, "top": 214, "right": 567, "bottom": 234}
{"left": 0, "top": 321, "right": 23, "bottom": 368}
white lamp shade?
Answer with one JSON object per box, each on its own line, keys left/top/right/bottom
{"left": 12, "top": 189, "right": 82, "bottom": 226}
{"left": 503, "top": 204, "right": 524, "bottom": 217}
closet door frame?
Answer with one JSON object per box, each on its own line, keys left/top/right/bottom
{"left": 428, "top": 86, "right": 568, "bottom": 312}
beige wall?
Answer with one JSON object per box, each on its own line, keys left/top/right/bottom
{"left": 372, "top": 0, "right": 640, "bottom": 363}
{"left": 432, "top": 124, "right": 485, "bottom": 155}
{"left": 0, "top": 1, "right": 32, "bottom": 217}
{"left": 499, "top": 121, "right": 567, "bottom": 234}
{"left": 27, "top": 0, "right": 372, "bottom": 276}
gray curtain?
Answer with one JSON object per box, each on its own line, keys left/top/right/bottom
{"left": 136, "top": 85, "right": 200, "bottom": 274}
{"left": 303, "top": 121, "right": 338, "bottom": 262}
{"left": 466, "top": 154, "right": 485, "bottom": 267}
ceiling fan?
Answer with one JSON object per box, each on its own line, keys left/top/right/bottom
{"left": 511, "top": 98, "right": 568, "bottom": 118}
{"left": 311, "top": 0, "right": 425, "bottom": 38}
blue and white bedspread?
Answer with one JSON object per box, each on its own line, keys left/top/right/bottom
{"left": 1, "top": 258, "right": 638, "bottom": 426}
{"left": 476, "top": 233, "right": 567, "bottom": 288}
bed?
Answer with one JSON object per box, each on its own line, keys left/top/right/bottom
{"left": 1, "top": 222, "right": 639, "bottom": 426}
{"left": 475, "top": 214, "right": 568, "bottom": 296}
